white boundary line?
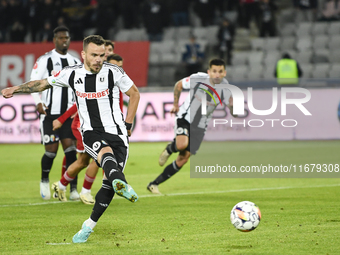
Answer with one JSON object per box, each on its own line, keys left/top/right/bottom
{"left": 1, "top": 183, "right": 340, "bottom": 208}
{"left": 46, "top": 243, "right": 71, "bottom": 245}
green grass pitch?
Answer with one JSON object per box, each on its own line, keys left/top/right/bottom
{"left": 0, "top": 141, "right": 340, "bottom": 255}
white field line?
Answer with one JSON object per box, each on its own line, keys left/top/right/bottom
{"left": 1, "top": 183, "right": 340, "bottom": 208}
{"left": 45, "top": 243, "right": 71, "bottom": 245}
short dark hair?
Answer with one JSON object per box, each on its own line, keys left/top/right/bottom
{"left": 83, "top": 35, "right": 105, "bottom": 51}
{"left": 209, "top": 58, "right": 226, "bottom": 68}
{"left": 107, "top": 53, "right": 123, "bottom": 62}
{"left": 53, "top": 26, "right": 69, "bottom": 36}
{"left": 105, "top": 40, "right": 114, "bottom": 50}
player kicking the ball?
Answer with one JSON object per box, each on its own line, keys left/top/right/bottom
{"left": 2, "top": 35, "right": 140, "bottom": 243}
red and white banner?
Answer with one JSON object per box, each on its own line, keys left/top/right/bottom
{"left": 0, "top": 41, "right": 149, "bottom": 88}
{"left": 1, "top": 88, "right": 340, "bottom": 143}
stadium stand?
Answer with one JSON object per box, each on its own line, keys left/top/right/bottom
{"left": 1, "top": 0, "right": 340, "bottom": 86}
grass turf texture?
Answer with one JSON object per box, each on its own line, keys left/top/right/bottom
{"left": 0, "top": 141, "right": 339, "bottom": 255}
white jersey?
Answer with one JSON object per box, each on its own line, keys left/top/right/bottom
{"left": 47, "top": 63, "right": 134, "bottom": 136}
{"left": 177, "top": 72, "right": 231, "bottom": 130}
{"left": 30, "top": 49, "right": 81, "bottom": 115}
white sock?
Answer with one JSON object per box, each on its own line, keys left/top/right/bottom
{"left": 84, "top": 218, "right": 97, "bottom": 229}
{"left": 81, "top": 187, "right": 91, "bottom": 194}
{"left": 58, "top": 181, "right": 66, "bottom": 191}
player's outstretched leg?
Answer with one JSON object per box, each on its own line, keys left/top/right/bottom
{"left": 148, "top": 160, "right": 183, "bottom": 194}
{"left": 112, "top": 179, "right": 138, "bottom": 202}
{"left": 100, "top": 152, "right": 138, "bottom": 202}
{"left": 72, "top": 222, "right": 93, "bottom": 243}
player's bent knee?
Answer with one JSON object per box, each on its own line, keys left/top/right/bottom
{"left": 175, "top": 135, "right": 189, "bottom": 151}
{"left": 64, "top": 145, "right": 76, "bottom": 153}
{"left": 44, "top": 151, "right": 56, "bottom": 159}
{"left": 176, "top": 140, "right": 189, "bottom": 151}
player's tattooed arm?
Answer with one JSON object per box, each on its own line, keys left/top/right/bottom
{"left": 2, "top": 79, "right": 52, "bottom": 98}
{"left": 16, "top": 79, "right": 52, "bottom": 93}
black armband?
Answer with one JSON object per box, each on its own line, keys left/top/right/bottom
{"left": 125, "top": 122, "right": 132, "bottom": 130}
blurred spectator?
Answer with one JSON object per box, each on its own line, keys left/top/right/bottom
{"left": 39, "top": 20, "right": 54, "bottom": 42}
{"left": 0, "top": 0, "right": 9, "bottom": 42}
{"left": 259, "top": 0, "right": 277, "bottom": 37}
{"left": 238, "top": 0, "right": 260, "bottom": 29}
{"left": 40, "top": 0, "right": 62, "bottom": 29}
{"left": 170, "top": 0, "right": 190, "bottom": 26}
{"left": 119, "top": 0, "right": 142, "bottom": 29}
{"left": 318, "top": 0, "right": 340, "bottom": 21}
{"left": 217, "top": 18, "right": 235, "bottom": 65}
{"left": 63, "top": 0, "right": 92, "bottom": 41}
{"left": 142, "top": 0, "right": 168, "bottom": 42}
{"left": 182, "top": 35, "right": 205, "bottom": 76}
{"left": 95, "top": 0, "right": 119, "bottom": 39}
{"left": 9, "top": 19, "right": 26, "bottom": 42}
{"left": 293, "top": 0, "right": 318, "bottom": 22}
{"left": 225, "top": 0, "right": 239, "bottom": 11}
{"left": 193, "top": 0, "right": 216, "bottom": 26}
{"left": 274, "top": 53, "right": 303, "bottom": 85}
{"left": 26, "top": 0, "right": 41, "bottom": 42}
{"left": 57, "top": 16, "right": 67, "bottom": 27}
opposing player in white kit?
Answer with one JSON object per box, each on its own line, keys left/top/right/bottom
{"left": 1, "top": 35, "right": 140, "bottom": 243}
{"left": 30, "top": 26, "right": 81, "bottom": 200}
{"left": 147, "top": 58, "right": 235, "bottom": 194}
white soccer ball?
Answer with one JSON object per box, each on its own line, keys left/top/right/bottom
{"left": 230, "top": 201, "right": 261, "bottom": 232}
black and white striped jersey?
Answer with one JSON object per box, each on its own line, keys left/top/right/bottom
{"left": 30, "top": 49, "right": 81, "bottom": 115}
{"left": 177, "top": 72, "right": 231, "bottom": 130}
{"left": 47, "top": 63, "right": 134, "bottom": 136}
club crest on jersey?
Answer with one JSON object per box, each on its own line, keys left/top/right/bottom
{"left": 33, "top": 62, "right": 38, "bottom": 69}
{"left": 92, "top": 141, "right": 101, "bottom": 151}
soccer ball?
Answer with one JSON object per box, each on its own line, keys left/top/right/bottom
{"left": 230, "top": 201, "right": 261, "bottom": 232}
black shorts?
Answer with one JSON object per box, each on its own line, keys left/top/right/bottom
{"left": 82, "top": 131, "right": 129, "bottom": 171}
{"left": 40, "top": 115, "right": 75, "bottom": 145}
{"left": 175, "top": 118, "right": 205, "bottom": 155}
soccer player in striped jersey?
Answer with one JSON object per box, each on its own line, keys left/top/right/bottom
{"left": 51, "top": 53, "right": 125, "bottom": 205}
{"left": 147, "top": 59, "right": 235, "bottom": 194}
{"left": 30, "top": 26, "right": 81, "bottom": 201}
{"left": 2, "top": 35, "right": 140, "bottom": 243}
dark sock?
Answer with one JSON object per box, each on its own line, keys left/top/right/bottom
{"left": 90, "top": 179, "right": 115, "bottom": 222}
{"left": 64, "top": 146, "right": 77, "bottom": 191}
{"left": 151, "top": 160, "right": 182, "bottom": 185}
{"left": 41, "top": 151, "right": 56, "bottom": 182}
{"left": 166, "top": 140, "right": 178, "bottom": 154}
{"left": 101, "top": 152, "right": 126, "bottom": 183}
{"left": 70, "top": 176, "right": 78, "bottom": 191}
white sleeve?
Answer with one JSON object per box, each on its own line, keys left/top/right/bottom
{"left": 31, "top": 93, "right": 42, "bottom": 105}
{"left": 30, "top": 56, "right": 48, "bottom": 81}
{"left": 46, "top": 69, "right": 71, "bottom": 88}
{"left": 114, "top": 68, "right": 134, "bottom": 93}
{"left": 181, "top": 76, "right": 191, "bottom": 89}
